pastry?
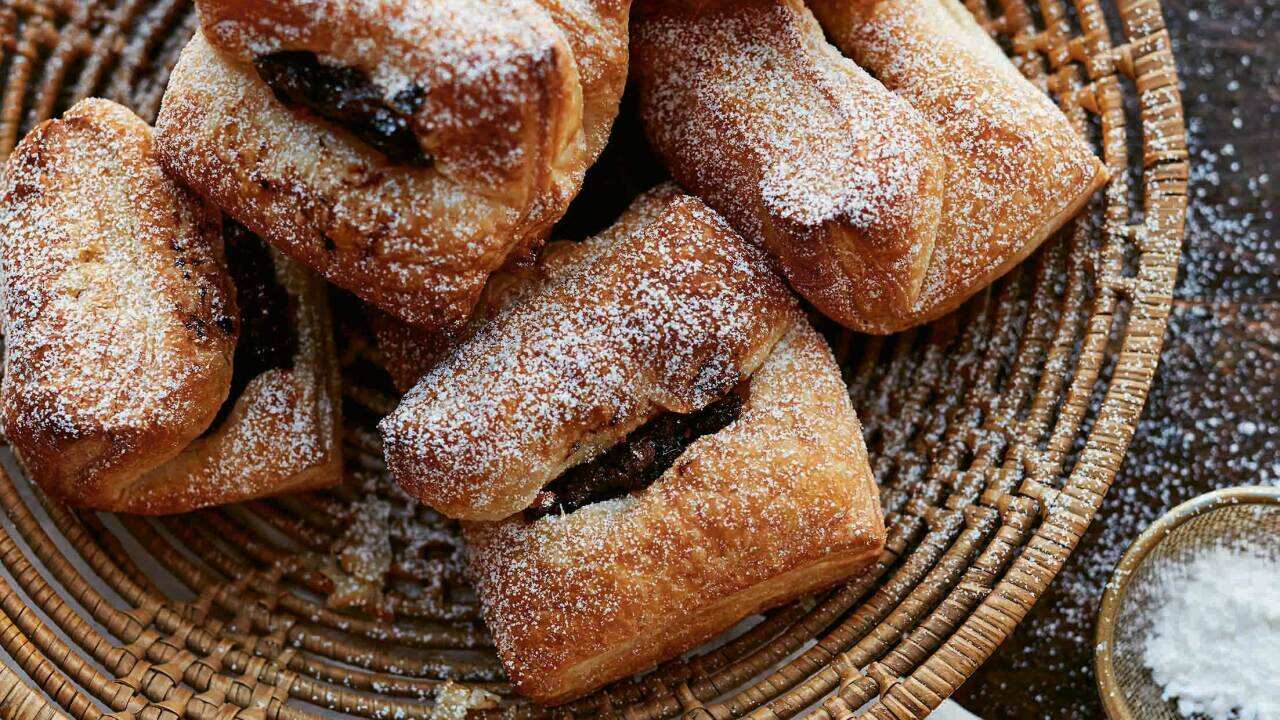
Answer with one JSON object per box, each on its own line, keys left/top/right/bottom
{"left": 119, "top": 222, "right": 343, "bottom": 515}
{"left": 366, "top": 239, "right": 587, "bottom": 392}
{"left": 369, "top": 184, "right": 684, "bottom": 392}
{"left": 631, "top": 0, "right": 948, "bottom": 331}
{"left": 367, "top": 308, "right": 451, "bottom": 394}
{"left": 466, "top": 316, "right": 884, "bottom": 704}
{"left": 806, "top": 0, "right": 1110, "bottom": 331}
{"left": 0, "top": 99, "right": 237, "bottom": 510}
{"left": 378, "top": 185, "right": 798, "bottom": 520}
{"left": 156, "top": 0, "right": 631, "bottom": 330}
{"left": 379, "top": 186, "right": 884, "bottom": 703}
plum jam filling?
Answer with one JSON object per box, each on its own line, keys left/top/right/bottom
{"left": 207, "top": 221, "right": 298, "bottom": 430}
{"left": 254, "top": 51, "right": 431, "bottom": 167}
{"left": 524, "top": 391, "right": 746, "bottom": 521}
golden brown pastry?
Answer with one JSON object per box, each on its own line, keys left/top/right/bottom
{"left": 0, "top": 99, "right": 237, "bottom": 510}
{"left": 366, "top": 238, "right": 591, "bottom": 391}
{"left": 156, "top": 0, "right": 631, "bottom": 330}
{"left": 466, "top": 317, "right": 884, "bottom": 704}
{"left": 378, "top": 187, "right": 883, "bottom": 703}
{"left": 367, "top": 308, "right": 450, "bottom": 394}
{"left": 369, "top": 184, "right": 686, "bottom": 391}
{"left": 631, "top": 0, "right": 947, "bottom": 330}
{"left": 116, "top": 223, "right": 343, "bottom": 515}
{"left": 807, "top": 0, "right": 1110, "bottom": 331}
{"left": 378, "top": 185, "right": 799, "bottom": 520}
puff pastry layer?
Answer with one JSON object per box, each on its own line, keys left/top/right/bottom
{"left": 0, "top": 99, "right": 237, "bottom": 510}
{"left": 466, "top": 316, "right": 884, "bottom": 704}
{"left": 158, "top": 0, "right": 631, "bottom": 330}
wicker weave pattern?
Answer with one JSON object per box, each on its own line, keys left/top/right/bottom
{"left": 0, "top": 0, "right": 1186, "bottom": 718}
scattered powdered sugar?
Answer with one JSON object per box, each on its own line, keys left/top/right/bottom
{"left": 1178, "top": 116, "right": 1276, "bottom": 302}
{"left": 528, "top": 0, "right": 631, "bottom": 159}
{"left": 929, "top": 701, "right": 984, "bottom": 720}
{"left": 428, "top": 681, "right": 499, "bottom": 719}
{"left": 317, "top": 470, "right": 469, "bottom": 615}
{"left": 962, "top": 9, "right": 1279, "bottom": 702}
{"left": 1142, "top": 547, "right": 1280, "bottom": 720}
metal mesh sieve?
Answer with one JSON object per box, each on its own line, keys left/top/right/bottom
{"left": 1096, "top": 486, "right": 1280, "bottom": 720}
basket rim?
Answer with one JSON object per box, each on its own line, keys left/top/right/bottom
{"left": 1094, "top": 485, "right": 1280, "bottom": 720}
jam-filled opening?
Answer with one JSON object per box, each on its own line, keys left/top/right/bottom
{"left": 523, "top": 388, "right": 747, "bottom": 521}
{"left": 254, "top": 51, "right": 431, "bottom": 167}
{"left": 206, "top": 221, "right": 299, "bottom": 431}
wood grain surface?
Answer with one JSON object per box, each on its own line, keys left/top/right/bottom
{"left": 956, "top": 1, "right": 1279, "bottom": 716}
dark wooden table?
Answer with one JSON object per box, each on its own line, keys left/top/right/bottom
{"left": 956, "top": 1, "right": 1280, "bottom": 716}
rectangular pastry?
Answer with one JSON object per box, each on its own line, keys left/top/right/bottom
{"left": 631, "top": 0, "right": 947, "bottom": 332}
{"left": 806, "top": 0, "right": 1110, "bottom": 331}
{"left": 379, "top": 184, "right": 800, "bottom": 521}
{"left": 465, "top": 315, "right": 884, "bottom": 704}
{"left": 0, "top": 98, "right": 238, "bottom": 510}
{"left": 0, "top": 99, "right": 342, "bottom": 514}
{"left": 155, "top": 0, "right": 632, "bottom": 331}
{"left": 379, "top": 186, "right": 885, "bottom": 703}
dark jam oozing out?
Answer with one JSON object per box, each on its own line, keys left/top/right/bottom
{"left": 524, "top": 392, "right": 746, "bottom": 521}
{"left": 254, "top": 51, "right": 431, "bottom": 167}
{"left": 207, "top": 221, "right": 299, "bottom": 430}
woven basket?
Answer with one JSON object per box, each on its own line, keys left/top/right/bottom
{"left": 0, "top": 1, "right": 1188, "bottom": 719}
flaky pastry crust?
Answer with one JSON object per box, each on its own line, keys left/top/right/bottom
{"left": 632, "top": 0, "right": 947, "bottom": 330}
{"left": 466, "top": 318, "right": 884, "bottom": 704}
{"left": 378, "top": 186, "right": 799, "bottom": 520}
{"left": 155, "top": 31, "right": 563, "bottom": 330}
{"left": 370, "top": 184, "right": 687, "bottom": 391}
{"left": 0, "top": 99, "right": 237, "bottom": 510}
{"left": 195, "top": 0, "right": 584, "bottom": 198}
{"left": 807, "top": 0, "right": 1110, "bottom": 331}
{"left": 159, "top": 0, "right": 632, "bottom": 330}
{"left": 115, "top": 242, "right": 343, "bottom": 515}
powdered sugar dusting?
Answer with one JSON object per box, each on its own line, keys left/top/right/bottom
{"left": 378, "top": 187, "right": 797, "bottom": 520}
{"left": 155, "top": 32, "right": 537, "bottom": 329}
{"left": 164, "top": 0, "right": 630, "bottom": 329}
{"left": 369, "top": 183, "right": 686, "bottom": 391}
{"left": 464, "top": 318, "right": 884, "bottom": 699}
{"left": 531, "top": 0, "right": 632, "bottom": 160}
{"left": 119, "top": 248, "right": 342, "bottom": 514}
{"left": 199, "top": 0, "right": 580, "bottom": 189}
{"left": 0, "top": 98, "right": 237, "bottom": 505}
{"left": 812, "top": 0, "right": 1108, "bottom": 323}
{"left": 632, "top": 0, "right": 946, "bottom": 328}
